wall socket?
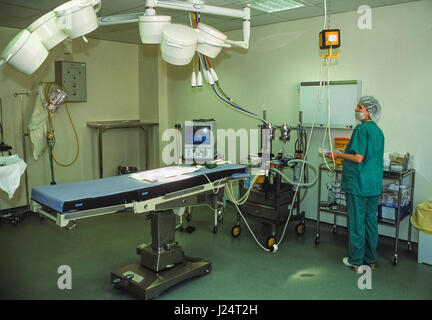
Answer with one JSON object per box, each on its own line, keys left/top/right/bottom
{"left": 55, "top": 61, "right": 87, "bottom": 102}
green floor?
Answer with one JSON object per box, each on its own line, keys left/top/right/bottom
{"left": 0, "top": 205, "right": 431, "bottom": 300}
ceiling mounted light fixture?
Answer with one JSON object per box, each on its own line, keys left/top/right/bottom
{"left": 1, "top": 0, "right": 251, "bottom": 74}
{"left": 250, "top": 0, "right": 305, "bottom": 13}
{"left": 0, "top": 0, "right": 102, "bottom": 75}
{"left": 139, "top": 15, "right": 171, "bottom": 44}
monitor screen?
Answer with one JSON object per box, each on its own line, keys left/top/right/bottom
{"left": 186, "top": 126, "right": 211, "bottom": 145}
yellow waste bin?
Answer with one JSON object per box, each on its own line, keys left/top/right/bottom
{"left": 334, "top": 138, "right": 349, "bottom": 166}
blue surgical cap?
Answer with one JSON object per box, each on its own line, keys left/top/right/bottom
{"left": 359, "top": 95, "right": 381, "bottom": 121}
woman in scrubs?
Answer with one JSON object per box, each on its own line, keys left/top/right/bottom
{"left": 326, "top": 96, "right": 384, "bottom": 270}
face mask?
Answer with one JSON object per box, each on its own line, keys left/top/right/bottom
{"left": 355, "top": 112, "right": 365, "bottom": 121}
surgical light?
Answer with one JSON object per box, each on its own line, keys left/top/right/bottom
{"left": 139, "top": 15, "right": 172, "bottom": 44}
{"left": 53, "top": 0, "right": 101, "bottom": 39}
{"left": 0, "top": 0, "right": 101, "bottom": 75}
{"left": 27, "top": 11, "right": 68, "bottom": 50}
{"left": 0, "top": 30, "right": 48, "bottom": 75}
{"left": 160, "top": 24, "right": 198, "bottom": 66}
{"left": 196, "top": 23, "right": 228, "bottom": 59}
{"left": 1, "top": 0, "right": 251, "bottom": 74}
{"left": 250, "top": 0, "right": 304, "bottom": 13}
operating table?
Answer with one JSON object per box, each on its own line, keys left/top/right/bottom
{"left": 31, "top": 164, "right": 248, "bottom": 299}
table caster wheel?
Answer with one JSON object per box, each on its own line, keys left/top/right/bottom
{"left": 295, "top": 223, "right": 306, "bottom": 235}
{"left": 231, "top": 225, "right": 241, "bottom": 238}
{"left": 407, "top": 242, "right": 412, "bottom": 251}
{"left": 315, "top": 235, "right": 320, "bottom": 245}
{"left": 392, "top": 255, "right": 398, "bottom": 265}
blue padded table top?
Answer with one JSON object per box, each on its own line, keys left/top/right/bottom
{"left": 31, "top": 164, "right": 247, "bottom": 214}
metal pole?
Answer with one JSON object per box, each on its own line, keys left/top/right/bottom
{"left": 394, "top": 174, "right": 402, "bottom": 264}
{"left": 408, "top": 171, "right": 415, "bottom": 250}
{"left": 17, "top": 94, "right": 31, "bottom": 212}
{"left": 47, "top": 137, "right": 56, "bottom": 185}
{"left": 0, "top": 98, "right": 4, "bottom": 144}
{"left": 316, "top": 166, "right": 322, "bottom": 243}
{"left": 98, "top": 127, "right": 104, "bottom": 178}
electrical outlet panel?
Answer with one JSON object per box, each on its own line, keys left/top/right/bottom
{"left": 55, "top": 61, "right": 87, "bottom": 102}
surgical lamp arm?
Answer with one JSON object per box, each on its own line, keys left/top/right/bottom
{"left": 97, "top": 1, "right": 251, "bottom": 49}
{"left": 98, "top": 13, "right": 142, "bottom": 25}
{"left": 226, "top": 20, "right": 250, "bottom": 49}
{"left": 156, "top": 0, "right": 249, "bottom": 19}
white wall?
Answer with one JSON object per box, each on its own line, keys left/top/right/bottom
{"left": 0, "top": 26, "right": 141, "bottom": 210}
{"left": 165, "top": 0, "right": 432, "bottom": 242}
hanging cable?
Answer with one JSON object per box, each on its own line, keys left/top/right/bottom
{"left": 323, "top": 0, "right": 327, "bottom": 30}
{"left": 205, "top": 56, "right": 212, "bottom": 69}
{"left": 225, "top": 170, "right": 272, "bottom": 253}
{"left": 248, "top": 39, "right": 326, "bottom": 250}
{"left": 320, "top": 59, "right": 336, "bottom": 172}
{"left": 211, "top": 84, "right": 268, "bottom": 125}
{"left": 197, "top": 52, "right": 267, "bottom": 125}
{"left": 44, "top": 81, "right": 79, "bottom": 167}
{"left": 319, "top": 0, "right": 336, "bottom": 172}
{"left": 201, "top": 53, "right": 208, "bottom": 71}
{"left": 274, "top": 0, "right": 334, "bottom": 247}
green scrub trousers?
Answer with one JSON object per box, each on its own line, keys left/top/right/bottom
{"left": 346, "top": 193, "right": 379, "bottom": 266}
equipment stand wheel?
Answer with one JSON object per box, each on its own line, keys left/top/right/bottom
{"left": 213, "top": 226, "right": 218, "bottom": 234}
{"left": 266, "top": 236, "right": 276, "bottom": 249}
{"left": 392, "top": 255, "right": 398, "bottom": 266}
{"left": 295, "top": 223, "right": 306, "bottom": 235}
{"left": 231, "top": 225, "right": 241, "bottom": 238}
{"left": 315, "top": 235, "right": 320, "bottom": 245}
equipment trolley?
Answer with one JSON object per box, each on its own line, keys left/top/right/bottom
{"left": 232, "top": 164, "right": 306, "bottom": 249}
{"left": 315, "top": 163, "right": 415, "bottom": 265}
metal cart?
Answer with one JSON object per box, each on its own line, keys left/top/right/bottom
{"left": 232, "top": 166, "right": 306, "bottom": 249}
{"left": 315, "top": 163, "right": 415, "bottom": 265}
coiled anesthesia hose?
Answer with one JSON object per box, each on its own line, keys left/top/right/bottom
{"left": 45, "top": 82, "right": 79, "bottom": 167}
{"left": 270, "top": 159, "right": 317, "bottom": 188}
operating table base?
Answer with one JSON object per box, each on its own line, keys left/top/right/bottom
{"left": 111, "top": 256, "right": 211, "bottom": 300}
{"left": 111, "top": 209, "right": 211, "bottom": 299}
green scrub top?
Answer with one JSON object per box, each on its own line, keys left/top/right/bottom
{"left": 341, "top": 121, "right": 385, "bottom": 196}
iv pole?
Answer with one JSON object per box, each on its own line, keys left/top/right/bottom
{"left": 13, "top": 92, "right": 31, "bottom": 213}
